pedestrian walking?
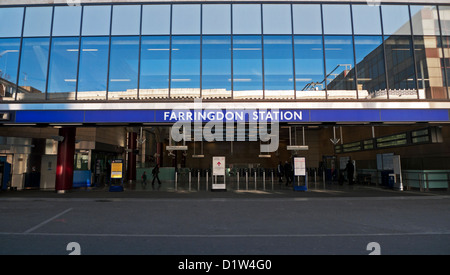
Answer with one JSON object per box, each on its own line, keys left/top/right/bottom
{"left": 152, "top": 164, "right": 162, "bottom": 185}
{"left": 277, "top": 161, "right": 284, "bottom": 183}
{"left": 141, "top": 171, "right": 147, "bottom": 186}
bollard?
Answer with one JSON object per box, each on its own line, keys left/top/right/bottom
{"left": 189, "top": 171, "right": 192, "bottom": 191}
{"left": 271, "top": 170, "right": 274, "bottom": 190}
{"left": 198, "top": 171, "right": 200, "bottom": 191}
{"left": 175, "top": 172, "right": 178, "bottom": 191}
{"left": 206, "top": 171, "right": 209, "bottom": 191}
{"left": 237, "top": 171, "right": 240, "bottom": 190}
{"left": 246, "top": 171, "right": 248, "bottom": 190}
{"left": 254, "top": 171, "right": 257, "bottom": 190}
{"left": 263, "top": 171, "right": 266, "bottom": 190}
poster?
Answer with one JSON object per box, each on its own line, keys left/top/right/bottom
{"left": 111, "top": 160, "right": 123, "bottom": 179}
{"left": 212, "top": 156, "right": 226, "bottom": 190}
{"left": 212, "top": 156, "right": 226, "bottom": 176}
{"left": 294, "top": 157, "right": 306, "bottom": 176}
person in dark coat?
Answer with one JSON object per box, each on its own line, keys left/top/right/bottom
{"left": 152, "top": 164, "right": 162, "bottom": 185}
{"left": 277, "top": 161, "right": 284, "bottom": 183}
{"left": 345, "top": 160, "right": 355, "bottom": 185}
{"left": 284, "top": 161, "right": 293, "bottom": 186}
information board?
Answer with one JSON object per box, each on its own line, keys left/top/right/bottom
{"left": 212, "top": 156, "right": 226, "bottom": 176}
{"left": 294, "top": 157, "right": 306, "bottom": 176}
{"left": 111, "top": 160, "right": 123, "bottom": 179}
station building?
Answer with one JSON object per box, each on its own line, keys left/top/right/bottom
{"left": 0, "top": 0, "right": 449, "bottom": 192}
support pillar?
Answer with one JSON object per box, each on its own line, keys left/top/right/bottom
{"left": 55, "top": 127, "right": 76, "bottom": 193}
{"left": 127, "top": 132, "right": 137, "bottom": 182}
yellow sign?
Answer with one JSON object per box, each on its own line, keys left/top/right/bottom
{"left": 111, "top": 160, "right": 123, "bottom": 179}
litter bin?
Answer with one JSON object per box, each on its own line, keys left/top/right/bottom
{"left": 388, "top": 173, "right": 396, "bottom": 189}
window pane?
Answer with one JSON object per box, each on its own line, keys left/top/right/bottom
{"left": 233, "top": 36, "right": 263, "bottom": 99}
{"left": 139, "top": 36, "right": 170, "bottom": 98}
{"left": 440, "top": 6, "right": 450, "bottom": 36}
{"left": 0, "top": 38, "right": 20, "bottom": 100}
{"left": 410, "top": 5, "right": 440, "bottom": 36}
{"left": 202, "top": 4, "right": 231, "bottom": 35}
{"left": 323, "top": 5, "right": 352, "bottom": 35}
{"left": 324, "top": 36, "right": 356, "bottom": 98}
{"left": 233, "top": 4, "right": 261, "bottom": 35}
{"left": 17, "top": 38, "right": 49, "bottom": 101}
{"left": 384, "top": 35, "right": 417, "bottom": 98}
{"left": 414, "top": 36, "right": 446, "bottom": 99}
{"left": 263, "top": 4, "right": 292, "bottom": 35}
{"left": 264, "top": 36, "right": 294, "bottom": 99}
{"left": 112, "top": 5, "right": 141, "bottom": 35}
{"left": 293, "top": 5, "right": 322, "bottom": 35}
{"left": 77, "top": 37, "right": 109, "bottom": 100}
{"left": 294, "top": 36, "right": 325, "bottom": 99}
{"left": 171, "top": 36, "right": 200, "bottom": 98}
{"left": 142, "top": 5, "right": 170, "bottom": 35}
{"left": 47, "top": 37, "right": 79, "bottom": 100}
{"left": 442, "top": 36, "right": 450, "bottom": 98}
{"left": 82, "top": 5, "right": 111, "bottom": 36}
{"left": 354, "top": 36, "right": 386, "bottom": 99}
{"left": 172, "top": 5, "right": 200, "bottom": 35}
{"left": 0, "top": 8, "right": 24, "bottom": 37}
{"left": 382, "top": 5, "right": 411, "bottom": 35}
{"left": 52, "top": 6, "right": 82, "bottom": 36}
{"left": 108, "top": 36, "right": 139, "bottom": 100}
{"left": 352, "top": 5, "right": 382, "bottom": 35}
{"left": 202, "top": 36, "right": 231, "bottom": 98}
{"left": 23, "top": 7, "right": 53, "bottom": 37}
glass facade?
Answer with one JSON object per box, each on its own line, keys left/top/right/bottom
{"left": 0, "top": 3, "right": 449, "bottom": 102}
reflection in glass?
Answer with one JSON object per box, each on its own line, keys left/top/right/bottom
{"left": 77, "top": 37, "right": 109, "bottom": 100}
{"left": 202, "top": 36, "right": 231, "bottom": 98}
{"left": 322, "top": 5, "right": 352, "bottom": 35}
{"left": 108, "top": 36, "right": 139, "bottom": 100}
{"left": 171, "top": 36, "right": 200, "bottom": 98}
{"left": 17, "top": 38, "right": 49, "bottom": 101}
{"left": 292, "top": 5, "right": 322, "bottom": 35}
{"left": 384, "top": 35, "right": 417, "bottom": 98}
{"left": 263, "top": 36, "right": 294, "bottom": 99}
{"left": 112, "top": 5, "right": 141, "bottom": 36}
{"left": 233, "top": 4, "right": 262, "bottom": 35}
{"left": 202, "top": 4, "right": 231, "bottom": 35}
{"left": 82, "top": 5, "right": 111, "bottom": 36}
{"left": 142, "top": 5, "right": 170, "bottom": 35}
{"left": 414, "top": 36, "right": 446, "bottom": 99}
{"left": 324, "top": 36, "right": 356, "bottom": 98}
{"left": 381, "top": 5, "right": 411, "bottom": 35}
{"left": 443, "top": 36, "right": 450, "bottom": 98}
{"left": 354, "top": 36, "right": 386, "bottom": 99}
{"left": 410, "top": 6, "right": 440, "bottom": 36}
{"left": 47, "top": 37, "right": 79, "bottom": 100}
{"left": 233, "top": 36, "right": 263, "bottom": 99}
{"left": 440, "top": 6, "right": 450, "bottom": 36}
{"left": 294, "top": 36, "right": 325, "bottom": 99}
{"left": 262, "top": 5, "right": 292, "bottom": 35}
{"left": 172, "top": 5, "right": 200, "bottom": 35}
{"left": 0, "top": 38, "right": 20, "bottom": 100}
{"left": 52, "top": 6, "right": 82, "bottom": 36}
{"left": 139, "top": 36, "right": 170, "bottom": 98}
{"left": 352, "top": 5, "right": 382, "bottom": 35}
{"left": 23, "top": 7, "right": 53, "bottom": 37}
{"left": 0, "top": 8, "right": 24, "bottom": 37}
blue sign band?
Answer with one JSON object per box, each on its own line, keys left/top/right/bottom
{"left": 13, "top": 109, "right": 449, "bottom": 124}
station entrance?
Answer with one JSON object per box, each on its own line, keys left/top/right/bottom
{"left": 1, "top": 123, "right": 449, "bottom": 193}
